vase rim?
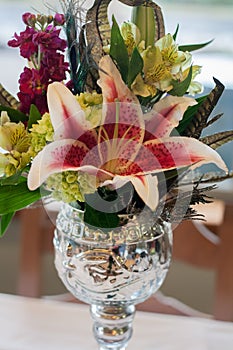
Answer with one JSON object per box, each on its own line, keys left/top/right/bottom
{"left": 56, "top": 202, "right": 172, "bottom": 245}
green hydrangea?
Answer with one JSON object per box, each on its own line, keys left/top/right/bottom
{"left": 77, "top": 172, "right": 97, "bottom": 196}
{"left": 30, "top": 113, "right": 54, "bottom": 155}
{"left": 46, "top": 170, "right": 97, "bottom": 203}
{"left": 76, "top": 91, "right": 103, "bottom": 108}
{"left": 46, "top": 171, "right": 82, "bottom": 202}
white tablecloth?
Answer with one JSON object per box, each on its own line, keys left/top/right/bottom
{"left": 0, "top": 293, "right": 232, "bottom": 350}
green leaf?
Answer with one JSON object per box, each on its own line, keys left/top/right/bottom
{"left": 84, "top": 202, "right": 119, "bottom": 230}
{"left": 179, "top": 39, "right": 213, "bottom": 52}
{"left": 169, "top": 66, "right": 193, "bottom": 97}
{"left": 0, "top": 182, "right": 50, "bottom": 215}
{"left": 138, "top": 91, "right": 164, "bottom": 109}
{"left": 0, "top": 212, "right": 15, "bottom": 237}
{"left": 173, "top": 24, "right": 179, "bottom": 41}
{"left": 175, "top": 95, "right": 207, "bottom": 135}
{"left": 127, "top": 47, "right": 143, "bottom": 87}
{"left": 28, "top": 104, "right": 42, "bottom": 129}
{"left": 110, "top": 16, "right": 129, "bottom": 83}
{"left": 131, "top": 6, "right": 155, "bottom": 47}
{"left": 0, "top": 105, "right": 27, "bottom": 123}
{"left": 0, "top": 173, "right": 27, "bottom": 186}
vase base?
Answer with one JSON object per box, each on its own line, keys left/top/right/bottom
{"left": 90, "top": 304, "right": 135, "bottom": 350}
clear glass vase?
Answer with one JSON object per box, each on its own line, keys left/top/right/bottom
{"left": 54, "top": 203, "right": 173, "bottom": 349}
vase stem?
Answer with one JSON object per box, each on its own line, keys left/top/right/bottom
{"left": 90, "top": 304, "right": 135, "bottom": 350}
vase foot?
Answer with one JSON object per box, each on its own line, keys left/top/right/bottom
{"left": 90, "top": 304, "right": 135, "bottom": 350}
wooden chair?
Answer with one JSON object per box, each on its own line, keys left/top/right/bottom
{"left": 137, "top": 201, "right": 233, "bottom": 321}
{"left": 17, "top": 205, "right": 55, "bottom": 298}
{"left": 17, "top": 200, "right": 233, "bottom": 321}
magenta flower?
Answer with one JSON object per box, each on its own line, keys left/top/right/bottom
{"left": 8, "top": 27, "right": 37, "bottom": 59}
{"left": 18, "top": 67, "right": 48, "bottom": 114}
{"left": 54, "top": 13, "right": 65, "bottom": 26}
{"left": 22, "top": 12, "right": 36, "bottom": 26}
{"left": 41, "top": 53, "right": 69, "bottom": 81}
{"left": 32, "top": 27, "right": 67, "bottom": 53}
{"left": 28, "top": 56, "right": 227, "bottom": 210}
{"left": 8, "top": 14, "right": 69, "bottom": 115}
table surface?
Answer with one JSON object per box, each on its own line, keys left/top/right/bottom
{"left": 0, "top": 293, "right": 232, "bottom": 350}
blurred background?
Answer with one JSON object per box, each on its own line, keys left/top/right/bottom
{"left": 0, "top": 0, "right": 233, "bottom": 315}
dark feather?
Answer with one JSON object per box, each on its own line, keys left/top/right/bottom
{"left": 200, "top": 130, "right": 233, "bottom": 149}
{"left": 206, "top": 113, "right": 224, "bottom": 127}
{"left": 183, "top": 78, "right": 225, "bottom": 138}
{"left": 193, "top": 171, "right": 233, "bottom": 184}
{"left": 0, "top": 84, "right": 19, "bottom": 109}
{"left": 61, "top": 1, "right": 89, "bottom": 94}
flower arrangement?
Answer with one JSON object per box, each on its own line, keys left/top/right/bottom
{"left": 0, "top": 0, "right": 233, "bottom": 236}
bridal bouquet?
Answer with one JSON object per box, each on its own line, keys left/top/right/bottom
{"left": 0, "top": 0, "right": 232, "bottom": 236}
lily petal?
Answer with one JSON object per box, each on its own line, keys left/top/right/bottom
{"left": 98, "top": 55, "right": 139, "bottom": 104}
{"left": 130, "top": 175, "right": 159, "bottom": 211}
{"left": 144, "top": 95, "right": 196, "bottom": 141}
{"left": 101, "top": 173, "right": 159, "bottom": 211}
{"left": 47, "top": 82, "right": 97, "bottom": 148}
{"left": 133, "top": 137, "right": 228, "bottom": 174}
{"left": 97, "top": 55, "right": 145, "bottom": 165}
{"left": 28, "top": 139, "right": 90, "bottom": 190}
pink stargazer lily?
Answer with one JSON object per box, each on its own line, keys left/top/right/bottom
{"left": 27, "top": 55, "right": 227, "bottom": 211}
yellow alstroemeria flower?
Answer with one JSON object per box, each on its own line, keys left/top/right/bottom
{"left": 131, "top": 73, "right": 156, "bottom": 97}
{"left": 120, "top": 21, "right": 141, "bottom": 55}
{"left": 0, "top": 153, "right": 9, "bottom": 177}
{"left": 132, "top": 33, "right": 203, "bottom": 97}
{"left": 182, "top": 61, "right": 203, "bottom": 95}
{"left": 0, "top": 111, "right": 10, "bottom": 126}
{"left": 133, "top": 46, "right": 172, "bottom": 96}
{"left": 0, "top": 120, "right": 31, "bottom": 177}
{"left": 155, "top": 33, "right": 186, "bottom": 71}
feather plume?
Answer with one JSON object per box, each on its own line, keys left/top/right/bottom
{"left": 183, "top": 78, "right": 225, "bottom": 138}
{"left": 60, "top": 1, "right": 90, "bottom": 94}
{"left": 200, "top": 130, "right": 233, "bottom": 150}
{"left": 0, "top": 84, "right": 19, "bottom": 109}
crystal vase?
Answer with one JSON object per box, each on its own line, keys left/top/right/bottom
{"left": 53, "top": 203, "right": 173, "bottom": 349}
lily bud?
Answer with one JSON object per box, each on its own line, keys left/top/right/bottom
{"left": 131, "top": 6, "right": 155, "bottom": 48}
